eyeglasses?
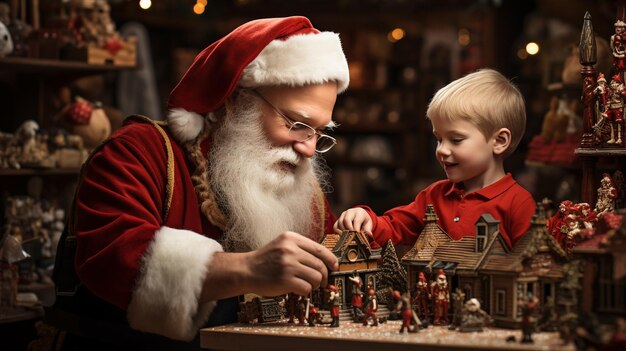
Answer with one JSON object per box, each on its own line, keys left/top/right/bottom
{"left": 251, "top": 90, "right": 337, "bottom": 153}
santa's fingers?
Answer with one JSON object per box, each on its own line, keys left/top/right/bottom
{"left": 288, "top": 232, "right": 338, "bottom": 272}
{"left": 296, "top": 250, "right": 330, "bottom": 287}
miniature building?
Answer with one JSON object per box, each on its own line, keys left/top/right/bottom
{"left": 572, "top": 212, "right": 626, "bottom": 319}
{"left": 401, "top": 204, "right": 569, "bottom": 328}
{"left": 319, "top": 231, "right": 381, "bottom": 308}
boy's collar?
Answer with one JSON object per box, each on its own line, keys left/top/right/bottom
{"left": 444, "top": 173, "right": 516, "bottom": 200}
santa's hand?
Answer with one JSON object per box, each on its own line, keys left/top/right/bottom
{"left": 333, "top": 208, "right": 373, "bottom": 237}
{"left": 244, "top": 231, "right": 339, "bottom": 297}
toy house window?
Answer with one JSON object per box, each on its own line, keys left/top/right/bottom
{"left": 347, "top": 248, "right": 359, "bottom": 262}
{"left": 598, "top": 256, "right": 626, "bottom": 313}
{"left": 495, "top": 289, "right": 506, "bottom": 316}
{"left": 476, "top": 223, "right": 487, "bottom": 252}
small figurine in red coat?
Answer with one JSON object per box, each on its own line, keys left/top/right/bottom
{"left": 413, "top": 272, "right": 430, "bottom": 321}
{"left": 521, "top": 294, "right": 540, "bottom": 344}
{"left": 348, "top": 271, "right": 364, "bottom": 322}
{"left": 362, "top": 288, "right": 378, "bottom": 326}
{"left": 431, "top": 269, "right": 449, "bottom": 325}
{"left": 393, "top": 290, "right": 418, "bottom": 333}
{"left": 611, "top": 20, "right": 626, "bottom": 72}
{"left": 286, "top": 292, "right": 300, "bottom": 323}
{"left": 328, "top": 285, "right": 340, "bottom": 327}
{"left": 547, "top": 200, "right": 574, "bottom": 245}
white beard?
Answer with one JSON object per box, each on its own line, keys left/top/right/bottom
{"left": 208, "top": 92, "right": 329, "bottom": 252}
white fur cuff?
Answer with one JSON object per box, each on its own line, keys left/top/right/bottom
{"left": 127, "top": 227, "right": 223, "bottom": 341}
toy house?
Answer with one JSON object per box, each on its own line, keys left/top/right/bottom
{"left": 319, "top": 230, "right": 381, "bottom": 308}
{"left": 572, "top": 212, "right": 625, "bottom": 320}
{"left": 400, "top": 204, "right": 569, "bottom": 328}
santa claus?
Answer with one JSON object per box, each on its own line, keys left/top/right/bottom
{"left": 53, "top": 16, "right": 349, "bottom": 349}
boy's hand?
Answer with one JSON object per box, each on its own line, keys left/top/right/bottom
{"left": 333, "top": 208, "right": 373, "bottom": 237}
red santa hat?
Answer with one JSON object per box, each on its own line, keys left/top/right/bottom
{"left": 418, "top": 272, "right": 426, "bottom": 281}
{"left": 167, "top": 16, "right": 350, "bottom": 143}
{"left": 437, "top": 269, "right": 446, "bottom": 278}
{"left": 328, "top": 284, "right": 338, "bottom": 293}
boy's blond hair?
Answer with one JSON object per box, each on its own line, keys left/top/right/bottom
{"left": 426, "top": 68, "right": 526, "bottom": 158}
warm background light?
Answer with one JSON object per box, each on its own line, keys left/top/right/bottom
{"left": 139, "top": 0, "right": 151, "bottom": 10}
{"left": 387, "top": 28, "right": 405, "bottom": 42}
{"left": 525, "top": 41, "right": 540, "bottom": 55}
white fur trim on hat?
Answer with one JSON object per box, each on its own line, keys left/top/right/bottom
{"left": 167, "top": 108, "right": 205, "bottom": 143}
{"left": 127, "top": 226, "right": 223, "bottom": 341}
{"left": 240, "top": 32, "right": 349, "bottom": 92}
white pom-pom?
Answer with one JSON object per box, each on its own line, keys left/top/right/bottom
{"left": 167, "top": 108, "right": 205, "bottom": 143}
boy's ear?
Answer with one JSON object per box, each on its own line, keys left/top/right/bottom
{"left": 492, "top": 128, "right": 511, "bottom": 156}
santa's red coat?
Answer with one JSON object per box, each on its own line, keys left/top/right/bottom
{"left": 72, "top": 120, "right": 336, "bottom": 340}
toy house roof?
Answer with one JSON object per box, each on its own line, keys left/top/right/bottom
{"left": 320, "top": 231, "right": 381, "bottom": 262}
{"left": 401, "top": 205, "right": 566, "bottom": 278}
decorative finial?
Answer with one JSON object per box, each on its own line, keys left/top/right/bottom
{"left": 580, "top": 11, "right": 597, "bottom": 65}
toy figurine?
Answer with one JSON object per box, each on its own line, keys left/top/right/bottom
{"left": 296, "top": 296, "right": 307, "bottom": 325}
{"left": 521, "top": 294, "right": 540, "bottom": 344}
{"left": 392, "top": 290, "right": 419, "bottom": 333}
{"left": 362, "top": 288, "right": 378, "bottom": 326}
{"left": 594, "top": 73, "right": 609, "bottom": 121}
{"left": 605, "top": 74, "right": 626, "bottom": 144}
{"left": 611, "top": 20, "right": 626, "bottom": 72}
{"left": 431, "top": 269, "right": 450, "bottom": 325}
{"left": 328, "top": 285, "right": 340, "bottom": 327}
{"left": 286, "top": 292, "right": 300, "bottom": 323}
{"left": 574, "top": 202, "right": 597, "bottom": 229}
{"left": 413, "top": 272, "right": 430, "bottom": 320}
{"left": 348, "top": 270, "right": 364, "bottom": 322}
{"left": 595, "top": 173, "right": 618, "bottom": 214}
{"left": 547, "top": 200, "right": 575, "bottom": 245}
{"left": 459, "top": 298, "right": 493, "bottom": 332}
{"left": 448, "top": 288, "right": 465, "bottom": 330}
{"left": 305, "top": 297, "right": 322, "bottom": 327}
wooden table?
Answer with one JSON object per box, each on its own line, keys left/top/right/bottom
{"left": 200, "top": 320, "right": 576, "bottom": 351}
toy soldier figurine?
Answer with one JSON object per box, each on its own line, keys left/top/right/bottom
{"left": 296, "top": 296, "right": 307, "bottom": 325}
{"left": 286, "top": 292, "right": 300, "bottom": 323}
{"left": 431, "top": 269, "right": 450, "bottom": 325}
{"left": 459, "top": 298, "right": 493, "bottom": 332}
{"left": 595, "top": 173, "right": 618, "bottom": 214}
{"left": 348, "top": 270, "right": 364, "bottom": 322}
{"left": 448, "top": 288, "right": 466, "bottom": 330}
{"left": 305, "top": 297, "right": 321, "bottom": 327}
{"left": 328, "top": 285, "right": 341, "bottom": 327}
{"left": 413, "top": 272, "right": 430, "bottom": 320}
{"left": 605, "top": 74, "right": 626, "bottom": 144}
{"left": 362, "top": 288, "right": 378, "bottom": 326}
{"left": 611, "top": 20, "right": 626, "bottom": 72}
{"left": 393, "top": 290, "right": 419, "bottom": 333}
{"left": 521, "top": 294, "right": 540, "bottom": 344}
{"left": 594, "top": 73, "right": 609, "bottom": 123}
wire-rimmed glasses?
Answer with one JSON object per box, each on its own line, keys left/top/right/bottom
{"left": 251, "top": 90, "right": 337, "bottom": 153}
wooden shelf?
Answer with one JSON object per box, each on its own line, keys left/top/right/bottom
{"left": 575, "top": 148, "right": 626, "bottom": 157}
{"left": 0, "top": 168, "right": 80, "bottom": 176}
{"left": 0, "top": 57, "right": 136, "bottom": 76}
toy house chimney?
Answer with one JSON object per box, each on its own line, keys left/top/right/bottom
{"left": 475, "top": 214, "right": 499, "bottom": 252}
